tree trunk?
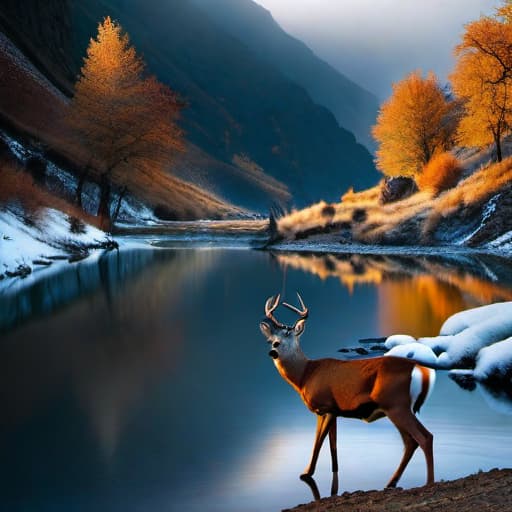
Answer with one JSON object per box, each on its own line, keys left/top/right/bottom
{"left": 76, "top": 168, "right": 88, "bottom": 209}
{"left": 97, "top": 173, "right": 112, "bottom": 232}
{"left": 112, "top": 186, "right": 127, "bottom": 225}
{"left": 496, "top": 134, "right": 503, "bottom": 162}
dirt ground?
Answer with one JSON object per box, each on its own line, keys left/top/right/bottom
{"left": 285, "top": 469, "right": 512, "bottom": 512}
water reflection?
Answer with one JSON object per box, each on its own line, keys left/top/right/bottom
{"left": 276, "top": 252, "right": 512, "bottom": 337}
{"left": 0, "top": 248, "right": 511, "bottom": 511}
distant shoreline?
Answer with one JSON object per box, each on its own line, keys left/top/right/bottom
{"left": 285, "top": 468, "right": 512, "bottom": 512}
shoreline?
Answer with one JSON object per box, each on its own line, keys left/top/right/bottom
{"left": 4, "top": 219, "right": 512, "bottom": 294}
{"left": 267, "top": 239, "right": 512, "bottom": 260}
{"left": 285, "top": 468, "right": 512, "bottom": 512}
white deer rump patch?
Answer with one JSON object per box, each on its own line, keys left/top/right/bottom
{"left": 410, "top": 365, "right": 436, "bottom": 413}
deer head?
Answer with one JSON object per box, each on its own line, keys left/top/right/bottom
{"left": 260, "top": 293, "right": 309, "bottom": 360}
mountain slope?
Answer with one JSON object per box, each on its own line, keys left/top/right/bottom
{"left": 0, "top": 0, "right": 379, "bottom": 212}
{"left": 69, "top": 0, "right": 378, "bottom": 207}
{"left": 194, "top": 0, "right": 379, "bottom": 151}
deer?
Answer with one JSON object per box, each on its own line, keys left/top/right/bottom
{"left": 259, "top": 293, "right": 436, "bottom": 494}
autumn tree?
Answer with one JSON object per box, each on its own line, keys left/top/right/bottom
{"left": 450, "top": 2, "right": 512, "bottom": 162}
{"left": 372, "top": 71, "right": 457, "bottom": 178}
{"left": 68, "top": 17, "right": 183, "bottom": 229}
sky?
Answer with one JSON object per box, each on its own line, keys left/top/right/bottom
{"left": 253, "top": 0, "right": 500, "bottom": 99}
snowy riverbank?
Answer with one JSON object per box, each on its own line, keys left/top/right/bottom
{"left": 0, "top": 207, "right": 116, "bottom": 291}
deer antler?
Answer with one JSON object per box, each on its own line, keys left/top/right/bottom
{"left": 264, "top": 294, "right": 287, "bottom": 328}
{"left": 283, "top": 292, "right": 309, "bottom": 321}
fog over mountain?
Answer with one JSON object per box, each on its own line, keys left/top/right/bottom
{"left": 253, "top": 0, "right": 499, "bottom": 99}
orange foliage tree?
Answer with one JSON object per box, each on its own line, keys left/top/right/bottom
{"left": 372, "top": 71, "right": 457, "bottom": 178}
{"left": 67, "top": 17, "right": 184, "bottom": 229}
{"left": 450, "top": 2, "right": 512, "bottom": 162}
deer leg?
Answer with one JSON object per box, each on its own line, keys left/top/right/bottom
{"left": 385, "top": 407, "right": 434, "bottom": 486}
{"left": 386, "top": 428, "right": 418, "bottom": 488}
{"left": 328, "top": 418, "right": 339, "bottom": 495}
{"left": 301, "top": 413, "right": 335, "bottom": 477}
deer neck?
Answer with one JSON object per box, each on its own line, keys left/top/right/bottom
{"left": 274, "top": 347, "right": 309, "bottom": 393}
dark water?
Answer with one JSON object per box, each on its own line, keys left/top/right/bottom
{"left": 1, "top": 246, "right": 512, "bottom": 511}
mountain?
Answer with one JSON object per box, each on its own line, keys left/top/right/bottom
{"left": 193, "top": 0, "right": 379, "bottom": 152}
{"left": 0, "top": 0, "right": 379, "bottom": 212}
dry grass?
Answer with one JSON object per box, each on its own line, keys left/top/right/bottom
{"left": 424, "top": 156, "right": 512, "bottom": 235}
{"left": 278, "top": 150, "right": 512, "bottom": 246}
{"left": 341, "top": 183, "right": 383, "bottom": 204}
{"left": 278, "top": 188, "right": 434, "bottom": 244}
{"left": 417, "top": 152, "right": 463, "bottom": 195}
{"left": 0, "top": 38, "right": 239, "bottom": 220}
{"left": 0, "top": 158, "right": 100, "bottom": 227}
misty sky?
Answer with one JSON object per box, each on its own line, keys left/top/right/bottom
{"left": 253, "top": 0, "right": 500, "bottom": 99}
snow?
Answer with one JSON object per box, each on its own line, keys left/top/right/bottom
{"left": 0, "top": 130, "right": 160, "bottom": 225}
{"left": 385, "top": 342, "right": 439, "bottom": 366}
{"left": 0, "top": 209, "right": 58, "bottom": 271}
{"left": 383, "top": 301, "right": 512, "bottom": 370}
{"left": 0, "top": 207, "right": 112, "bottom": 292}
{"left": 384, "top": 334, "right": 416, "bottom": 349}
{"left": 456, "top": 193, "right": 500, "bottom": 246}
{"left": 473, "top": 338, "right": 512, "bottom": 380}
{"left": 439, "top": 302, "right": 512, "bottom": 336}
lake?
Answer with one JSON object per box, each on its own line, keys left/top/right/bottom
{"left": 1, "top": 242, "right": 512, "bottom": 511}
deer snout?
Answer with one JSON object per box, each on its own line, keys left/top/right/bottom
{"left": 268, "top": 349, "right": 279, "bottom": 359}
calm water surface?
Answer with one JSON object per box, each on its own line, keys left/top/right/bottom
{"left": 1, "top": 244, "right": 512, "bottom": 511}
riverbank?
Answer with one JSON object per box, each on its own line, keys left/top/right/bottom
{"left": 285, "top": 468, "right": 512, "bottom": 512}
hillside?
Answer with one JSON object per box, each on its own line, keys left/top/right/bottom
{"left": 194, "top": 0, "right": 379, "bottom": 151}
{"left": 273, "top": 142, "right": 512, "bottom": 254}
{"left": 0, "top": 28, "right": 241, "bottom": 222}
{"left": 68, "top": 0, "right": 378, "bottom": 208}
{"left": 0, "top": 0, "right": 378, "bottom": 213}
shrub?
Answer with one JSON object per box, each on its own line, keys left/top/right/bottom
{"left": 417, "top": 153, "right": 462, "bottom": 195}
{"left": 352, "top": 208, "right": 367, "bottom": 223}
{"left": 321, "top": 204, "right": 336, "bottom": 218}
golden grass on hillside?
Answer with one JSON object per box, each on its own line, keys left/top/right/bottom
{"left": 424, "top": 156, "right": 512, "bottom": 235}
{"left": 341, "top": 183, "right": 383, "bottom": 204}
{"left": 277, "top": 187, "right": 434, "bottom": 244}
{"left": 417, "top": 152, "right": 462, "bottom": 195}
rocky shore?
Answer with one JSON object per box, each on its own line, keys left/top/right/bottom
{"left": 285, "top": 469, "right": 512, "bottom": 512}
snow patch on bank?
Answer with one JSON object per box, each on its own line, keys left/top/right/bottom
{"left": 0, "top": 207, "right": 113, "bottom": 291}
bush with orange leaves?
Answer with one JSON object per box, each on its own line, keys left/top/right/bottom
{"left": 0, "top": 158, "right": 100, "bottom": 226}
{"left": 417, "top": 152, "right": 462, "bottom": 196}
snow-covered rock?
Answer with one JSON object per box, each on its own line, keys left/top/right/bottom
{"left": 383, "top": 301, "right": 512, "bottom": 369}
{"left": 449, "top": 338, "right": 512, "bottom": 415}
{"left": 385, "top": 342, "right": 439, "bottom": 366}
{"left": 384, "top": 334, "right": 417, "bottom": 349}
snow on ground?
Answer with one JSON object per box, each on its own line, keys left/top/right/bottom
{"left": 0, "top": 130, "right": 159, "bottom": 224}
{"left": 0, "top": 207, "right": 112, "bottom": 290}
{"left": 382, "top": 301, "right": 512, "bottom": 371}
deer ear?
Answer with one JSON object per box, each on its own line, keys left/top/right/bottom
{"left": 294, "top": 319, "right": 306, "bottom": 337}
{"left": 260, "top": 321, "right": 272, "bottom": 338}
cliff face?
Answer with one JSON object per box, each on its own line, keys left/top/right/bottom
{"left": 0, "top": 0, "right": 75, "bottom": 93}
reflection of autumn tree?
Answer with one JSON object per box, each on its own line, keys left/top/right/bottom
{"left": 450, "top": 3, "right": 512, "bottom": 161}
{"left": 277, "top": 253, "right": 512, "bottom": 337}
{"left": 372, "top": 71, "right": 457, "bottom": 178}
{"left": 68, "top": 17, "right": 184, "bottom": 229}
